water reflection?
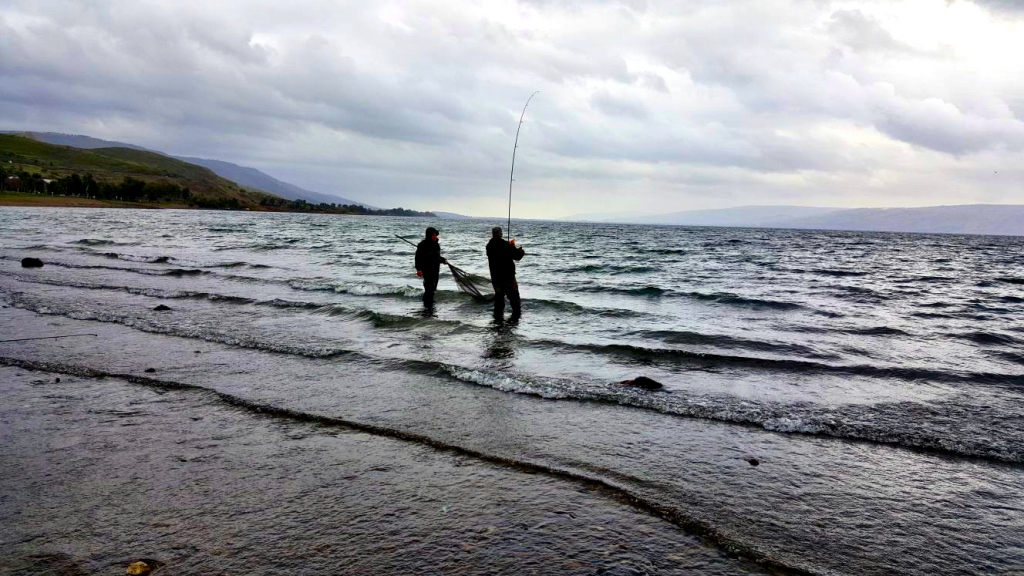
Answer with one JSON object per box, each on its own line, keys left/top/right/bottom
{"left": 484, "top": 318, "right": 519, "bottom": 361}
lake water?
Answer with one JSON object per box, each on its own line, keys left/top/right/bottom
{"left": 1, "top": 207, "right": 1022, "bottom": 575}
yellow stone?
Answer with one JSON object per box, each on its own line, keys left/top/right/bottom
{"left": 126, "top": 561, "right": 151, "bottom": 575}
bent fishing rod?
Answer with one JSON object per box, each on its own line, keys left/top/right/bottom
{"left": 508, "top": 91, "right": 539, "bottom": 242}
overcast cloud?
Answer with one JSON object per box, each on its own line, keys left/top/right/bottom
{"left": 1, "top": 0, "right": 1022, "bottom": 216}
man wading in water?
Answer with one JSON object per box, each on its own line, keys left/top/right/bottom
{"left": 486, "top": 226, "right": 525, "bottom": 319}
{"left": 415, "top": 227, "right": 448, "bottom": 308}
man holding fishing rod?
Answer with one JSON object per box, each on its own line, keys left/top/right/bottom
{"left": 487, "top": 226, "right": 525, "bottom": 319}
{"left": 414, "top": 227, "right": 448, "bottom": 308}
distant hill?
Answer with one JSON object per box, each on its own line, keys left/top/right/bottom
{"left": 174, "top": 156, "right": 370, "bottom": 208}
{"left": 588, "top": 204, "right": 1024, "bottom": 236}
{"left": 10, "top": 131, "right": 370, "bottom": 207}
{"left": 0, "top": 131, "right": 152, "bottom": 152}
{"left": 0, "top": 134, "right": 275, "bottom": 207}
{"left": 776, "top": 204, "right": 1024, "bottom": 236}
{"left": 616, "top": 205, "right": 840, "bottom": 227}
{"left": 434, "top": 211, "right": 475, "bottom": 219}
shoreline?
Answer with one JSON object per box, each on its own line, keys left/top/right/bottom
{"left": 0, "top": 355, "right": 757, "bottom": 575}
{"left": 0, "top": 193, "right": 437, "bottom": 216}
{"left": 0, "top": 192, "right": 171, "bottom": 209}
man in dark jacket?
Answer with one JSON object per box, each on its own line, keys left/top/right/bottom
{"left": 486, "top": 226, "right": 525, "bottom": 318}
{"left": 415, "top": 226, "right": 447, "bottom": 307}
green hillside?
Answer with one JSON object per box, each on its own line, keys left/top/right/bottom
{"left": 0, "top": 133, "right": 436, "bottom": 216}
{"left": 0, "top": 134, "right": 278, "bottom": 208}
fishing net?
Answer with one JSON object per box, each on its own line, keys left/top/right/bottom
{"left": 396, "top": 235, "right": 494, "bottom": 302}
{"left": 449, "top": 263, "right": 494, "bottom": 302}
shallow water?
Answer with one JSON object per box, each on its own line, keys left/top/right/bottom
{"left": 1, "top": 207, "right": 1023, "bottom": 574}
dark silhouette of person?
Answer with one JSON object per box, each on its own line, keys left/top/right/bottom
{"left": 486, "top": 226, "right": 525, "bottom": 318}
{"left": 415, "top": 226, "right": 447, "bottom": 307}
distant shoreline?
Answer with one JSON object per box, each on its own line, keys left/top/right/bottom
{"left": 0, "top": 192, "right": 433, "bottom": 216}
{"left": 0, "top": 192, "right": 168, "bottom": 209}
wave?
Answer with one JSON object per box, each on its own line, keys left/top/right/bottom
{"left": 313, "top": 305, "right": 449, "bottom": 330}
{"left": 286, "top": 278, "right": 423, "bottom": 298}
{"left": 73, "top": 238, "right": 134, "bottom": 246}
{"left": 96, "top": 252, "right": 170, "bottom": 264}
{"left": 5, "top": 276, "right": 997, "bottom": 388}
{"left": 954, "top": 331, "right": 1023, "bottom": 347}
{"left": 11, "top": 274, "right": 1005, "bottom": 387}
{"left": 0, "top": 356, "right": 811, "bottom": 574}
{"left": 3, "top": 254, "right": 273, "bottom": 278}
{"left": 0, "top": 274, "right": 362, "bottom": 311}
{"left": 531, "top": 338, "right": 1024, "bottom": 387}
{"left": 3, "top": 296, "right": 353, "bottom": 359}
{"left": 162, "top": 268, "right": 209, "bottom": 277}
{"left": 639, "top": 248, "right": 687, "bottom": 256}
{"left": 439, "top": 365, "right": 1024, "bottom": 464}
{"left": 215, "top": 261, "right": 272, "bottom": 269}
{"left": 88, "top": 250, "right": 272, "bottom": 270}
{"left": 5, "top": 295, "right": 1024, "bottom": 466}
{"left": 526, "top": 297, "right": 644, "bottom": 318}
{"left": 996, "top": 277, "right": 1024, "bottom": 285}
{"left": 630, "top": 329, "right": 836, "bottom": 359}
{"left": 682, "top": 291, "right": 805, "bottom": 311}
{"left": 811, "top": 269, "right": 868, "bottom": 277}
{"left": 911, "top": 311, "right": 956, "bottom": 319}
{"left": 9, "top": 266, "right": 651, "bottom": 325}
{"left": 988, "top": 350, "right": 1024, "bottom": 366}
{"left": 553, "top": 264, "right": 660, "bottom": 275}
{"left": 2, "top": 255, "right": 214, "bottom": 279}
{"left": 574, "top": 284, "right": 668, "bottom": 297}
{"left": 568, "top": 285, "right": 807, "bottom": 311}
{"left": 842, "top": 326, "right": 909, "bottom": 337}
{"left": 830, "top": 287, "right": 887, "bottom": 305}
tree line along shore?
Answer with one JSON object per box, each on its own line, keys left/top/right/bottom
{"left": 0, "top": 134, "right": 433, "bottom": 216}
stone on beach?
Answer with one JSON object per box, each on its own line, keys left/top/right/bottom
{"left": 126, "top": 560, "right": 151, "bottom": 575}
{"left": 21, "top": 257, "right": 44, "bottom": 268}
{"left": 618, "top": 376, "right": 663, "bottom": 391}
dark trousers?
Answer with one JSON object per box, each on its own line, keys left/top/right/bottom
{"left": 493, "top": 281, "right": 521, "bottom": 317}
{"left": 423, "top": 273, "right": 439, "bottom": 307}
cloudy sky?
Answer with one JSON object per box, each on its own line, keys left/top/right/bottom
{"left": 2, "top": 0, "right": 1023, "bottom": 217}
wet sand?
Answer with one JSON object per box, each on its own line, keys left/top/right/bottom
{"left": 0, "top": 367, "right": 761, "bottom": 575}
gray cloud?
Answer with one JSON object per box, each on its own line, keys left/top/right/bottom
{"left": 1, "top": 0, "right": 1023, "bottom": 215}
{"left": 956, "top": 0, "right": 1024, "bottom": 14}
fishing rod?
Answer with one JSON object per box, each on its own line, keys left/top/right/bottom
{"left": 508, "top": 91, "right": 539, "bottom": 241}
{"left": 0, "top": 333, "right": 98, "bottom": 343}
{"left": 397, "top": 234, "right": 450, "bottom": 263}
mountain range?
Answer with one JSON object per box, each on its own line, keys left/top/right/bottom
{"left": 5, "top": 132, "right": 368, "bottom": 207}
{"left": 577, "top": 204, "right": 1024, "bottom": 236}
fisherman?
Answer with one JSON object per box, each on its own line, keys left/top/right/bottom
{"left": 486, "top": 226, "right": 525, "bottom": 318}
{"left": 415, "top": 226, "right": 448, "bottom": 308}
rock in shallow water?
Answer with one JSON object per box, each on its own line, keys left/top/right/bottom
{"left": 153, "top": 305, "right": 172, "bottom": 311}
{"left": 617, "top": 376, "right": 663, "bottom": 391}
{"left": 21, "top": 257, "right": 44, "bottom": 268}
{"left": 125, "top": 559, "right": 164, "bottom": 574}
